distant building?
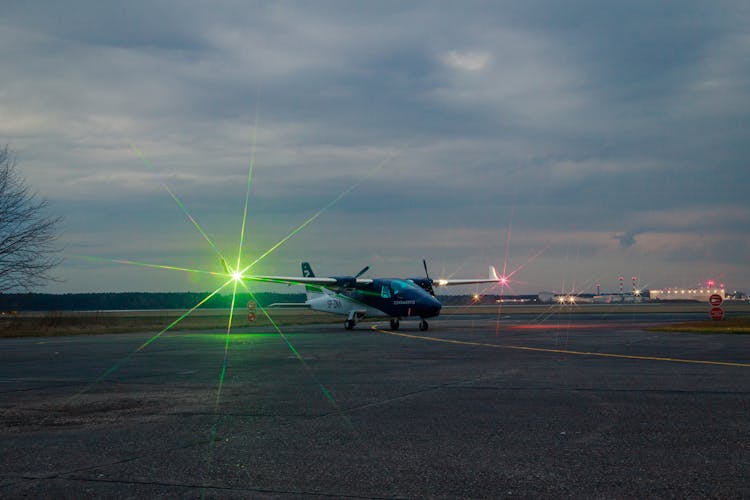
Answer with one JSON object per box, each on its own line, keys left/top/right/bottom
{"left": 538, "top": 292, "right": 555, "bottom": 303}
{"left": 650, "top": 288, "right": 725, "bottom": 302}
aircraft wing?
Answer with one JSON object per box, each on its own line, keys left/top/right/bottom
{"left": 246, "top": 275, "right": 373, "bottom": 287}
{"left": 267, "top": 302, "right": 312, "bottom": 308}
{"left": 432, "top": 266, "right": 502, "bottom": 287}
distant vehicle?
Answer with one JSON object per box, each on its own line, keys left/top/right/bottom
{"left": 252, "top": 260, "right": 502, "bottom": 331}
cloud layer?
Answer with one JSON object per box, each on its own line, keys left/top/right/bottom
{"left": 2, "top": 1, "right": 749, "bottom": 293}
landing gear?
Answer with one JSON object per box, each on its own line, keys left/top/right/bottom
{"left": 344, "top": 311, "right": 358, "bottom": 330}
{"left": 390, "top": 318, "right": 400, "bottom": 330}
{"left": 419, "top": 319, "right": 429, "bottom": 331}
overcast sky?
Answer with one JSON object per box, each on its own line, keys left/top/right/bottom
{"left": 2, "top": 1, "right": 749, "bottom": 295}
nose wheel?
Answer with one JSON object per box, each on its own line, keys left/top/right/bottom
{"left": 419, "top": 319, "right": 429, "bottom": 331}
{"left": 390, "top": 318, "right": 400, "bottom": 330}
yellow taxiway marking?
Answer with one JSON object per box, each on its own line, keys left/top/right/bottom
{"left": 371, "top": 325, "right": 750, "bottom": 368}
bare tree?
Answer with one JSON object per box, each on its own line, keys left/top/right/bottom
{"left": 0, "top": 145, "right": 62, "bottom": 292}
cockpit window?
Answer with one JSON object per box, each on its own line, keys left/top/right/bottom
{"left": 390, "top": 279, "right": 414, "bottom": 295}
{"left": 380, "top": 285, "right": 391, "bottom": 299}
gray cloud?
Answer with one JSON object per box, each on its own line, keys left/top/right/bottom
{"left": 615, "top": 229, "right": 646, "bottom": 250}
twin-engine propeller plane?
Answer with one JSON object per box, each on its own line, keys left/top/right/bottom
{"left": 249, "top": 261, "right": 502, "bottom": 331}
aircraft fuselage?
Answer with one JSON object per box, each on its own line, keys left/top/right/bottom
{"left": 307, "top": 278, "right": 442, "bottom": 320}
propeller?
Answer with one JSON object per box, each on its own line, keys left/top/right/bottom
{"left": 422, "top": 259, "right": 436, "bottom": 296}
{"left": 354, "top": 266, "right": 370, "bottom": 279}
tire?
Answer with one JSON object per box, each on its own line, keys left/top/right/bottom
{"left": 344, "top": 319, "right": 355, "bottom": 330}
{"left": 390, "top": 318, "right": 400, "bottom": 330}
{"left": 419, "top": 319, "right": 428, "bottom": 331}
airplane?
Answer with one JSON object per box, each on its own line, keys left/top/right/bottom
{"left": 247, "top": 260, "right": 503, "bottom": 331}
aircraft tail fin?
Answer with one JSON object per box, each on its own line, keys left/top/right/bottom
{"left": 490, "top": 265, "right": 499, "bottom": 280}
{"left": 301, "top": 262, "right": 322, "bottom": 300}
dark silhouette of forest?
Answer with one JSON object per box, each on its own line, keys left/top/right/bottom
{"left": 0, "top": 292, "right": 305, "bottom": 311}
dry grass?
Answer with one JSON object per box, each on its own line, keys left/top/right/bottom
{"left": 0, "top": 309, "right": 341, "bottom": 338}
{"left": 3, "top": 303, "right": 750, "bottom": 338}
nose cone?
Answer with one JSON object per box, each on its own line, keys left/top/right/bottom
{"left": 421, "top": 294, "right": 442, "bottom": 318}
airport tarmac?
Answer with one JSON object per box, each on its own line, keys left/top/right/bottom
{"left": 1, "top": 313, "right": 749, "bottom": 498}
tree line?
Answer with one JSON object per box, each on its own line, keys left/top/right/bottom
{"left": 0, "top": 292, "right": 307, "bottom": 311}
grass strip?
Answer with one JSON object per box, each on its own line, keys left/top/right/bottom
{"left": 649, "top": 317, "right": 750, "bottom": 335}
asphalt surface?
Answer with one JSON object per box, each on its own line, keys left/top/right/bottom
{"left": 1, "top": 312, "right": 750, "bottom": 498}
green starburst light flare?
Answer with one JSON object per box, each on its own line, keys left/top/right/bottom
{"left": 70, "top": 133, "right": 413, "bottom": 442}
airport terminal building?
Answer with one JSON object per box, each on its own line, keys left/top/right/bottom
{"left": 649, "top": 288, "right": 725, "bottom": 302}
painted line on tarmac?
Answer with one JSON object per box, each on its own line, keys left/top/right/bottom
{"left": 371, "top": 325, "right": 750, "bottom": 368}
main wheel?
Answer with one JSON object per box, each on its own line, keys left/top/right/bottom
{"left": 390, "top": 318, "right": 400, "bottom": 330}
{"left": 344, "top": 319, "right": 355, "bottom": 330}
{"left": 419, "top": 319, "right": 429, "bottom": 331}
